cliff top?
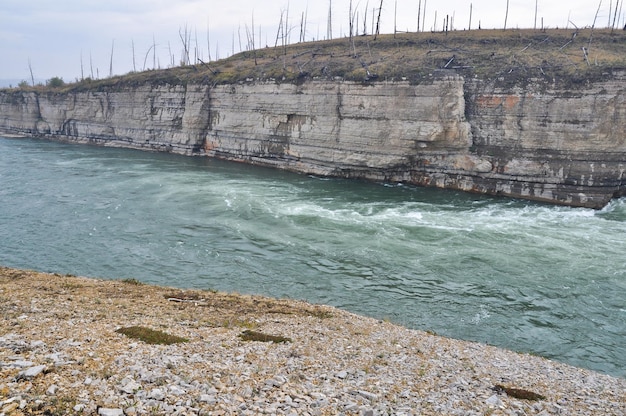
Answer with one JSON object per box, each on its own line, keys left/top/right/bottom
{"left": 6, "top": 28, "right": 626, "bottom": 93}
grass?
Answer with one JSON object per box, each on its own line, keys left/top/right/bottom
{"left": 238, "top": 329, "right": 292, "bottom": 343}
{"left": 115, "top": 326, "right": 188, "bottom": 345}
{"left": 493, "top": 384, "right": 546, "bottom": 401}
{"left": 5, "top": 28, "right": 625, "bottom": 94}
{"left": 120, "top": 278, "right": 144, "bottom": 285}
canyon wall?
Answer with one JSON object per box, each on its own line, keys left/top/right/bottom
{"left": 1, "top": 72, "right": 624, "bottom": 208}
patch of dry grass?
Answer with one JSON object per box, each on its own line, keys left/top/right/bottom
{"left": 115, "top": 326, "right": 189, "bottom": 345}
{"left": 4, "top": 29, "right": 624, "bottom": 95}
{"left": 238, "top": 329, "right": 292, "bottom": 343}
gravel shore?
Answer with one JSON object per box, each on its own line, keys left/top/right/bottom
{"left": 1, "top": 266, "right": 624, "bottom": 415}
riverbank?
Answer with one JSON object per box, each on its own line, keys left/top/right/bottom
{"left": 1, "top": 266, "right": 624, "bottom": 415}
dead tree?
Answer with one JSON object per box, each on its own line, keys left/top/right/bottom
{"left": 349, "top": 0, "right": 355, "bottom": 40}
{"left": 374, "top": 0, "right": 383, "bottom": 39}
{"left": 152, "top": 35, "right": 156, "bottom": 69}
{"left": 587, "top": 0, "right": 603, "bottom": 66}
{"left": 275, "top": 11, "right": 284, "bottom": 47}
{"left": 28, "top": 59, "right": 35, "bottom": 86}
{"left": 81, "top": 50, "right": 85, "bottom": 80}
{"left": 179, "top": 25, "right": 191, "bottom": 65}
{"left": 417, "top": 0, "right": 421, "bottom": 32}
{"left": 611, "top": 0, "right": 621, "bottom": 31}
{"left": 131, "top": 42, "right": 135, "bottom": 72}
{"left": 327, "top": 0, "right": 333, "bottom": 40}
{"left": 143, "top": 44, "right": 155, "bottom": 71}
{"left": 109, "top": 39, "right": 114, "bottom": 77}
{"left": 207, "top": 18, "right": 212, "bottom": 62}
{"left": 504, "top": 0, "right": 510, "bottom": 30}
{"left": 363, "top": 0, "right": 369, "bottom": 34}
{"left": 89, "top": 52, "right": 94, "bottom": 79}
{"left": 393, "top": 0, "right": 398, "bottom": 39}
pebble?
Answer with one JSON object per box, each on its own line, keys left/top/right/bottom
{"left": 17, "top": 364, "right": 46, "bottom": 379}
{"left": 2, "top": 269, "right": 626, "bottom": 415}
{"left": 98, "top": 408, "right": 124, "bottom": 416}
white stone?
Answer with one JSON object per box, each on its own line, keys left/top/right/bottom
{"left": 17, "top": 365, "right": 46, "bottom": 379}
{"left": 148, "top": 388, "right": 165, "bottom": 400}
{"left": 486, "top": 394, "right": 503, "bottom": 407}
{"left": 120, "top": 380, "right": 141, "bottom": 394}
{"left": 98, "top": 409, "right": 123, "bottom": 416}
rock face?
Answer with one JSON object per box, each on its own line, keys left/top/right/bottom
{"left": 1, "top": 72, "right": 624, "bottom": 208}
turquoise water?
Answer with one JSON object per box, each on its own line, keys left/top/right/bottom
{"left": 1, "top": 136, "right": 625, "bottom": 378}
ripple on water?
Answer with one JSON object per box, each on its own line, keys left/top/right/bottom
{"left": 1, "top": 136, "right": 625, "bottom": 378}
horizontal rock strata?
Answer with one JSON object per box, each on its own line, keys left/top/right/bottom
{"left": 1, "top": 72, "right": 625, "bottom": 208}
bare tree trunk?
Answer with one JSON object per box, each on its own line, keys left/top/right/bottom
{"left": 238, "top": 25, "right": 243, "bottom": 52}
{"left": 327, "top": 0, "right": 332, "bottom": 40}
{"left": 179, "top": 25, "right": 190, "bottom": 65}
{"left": 363, "top": 0, "right": 369, "bottom": 35}
{"left": 612, "top": 0, "right": 621, "bottom": 31}
{"left": 504, "top": 0, "right": 509, "bottom": 30}
{"left": 304, "top": 6, "right": 308, "bottom": 42}
{"left": 284, "top": 3, "right": 289, "bottom": 54}
{"left": 252, "top": 12, "right": 257, "bottom": 65}
{"left": 28, "top": 59, "right": 35, "bottom": 86}
{"left": 349, "top": 0, "right": 354, "bottom": 41}
{"left": 469, "top": 3, "right": 472, "bottom": 30}
{"left": 534, "top": 0, "right": 538, "bottom": 30}
{"left": 81, "top": 50, "right": 85, "bottom": 80}
{"left": 284, "top": 2, "right": 290, "bottom": 48}
{"left": 587, "top": 0, "right": 603, "bottom": 65}
{"left": 422, "top": 0, "right": 427, "bottom": 32}
{"left": 374, "top": 0, "right": 383, "bottom": 39}
{"left": 417, "top": 0, "right": 421, "bottom": 32}
{"left": 394, "top": 0, "right": 397, "bottom": 38}
{"left": 275, "top": 11, "right": 284, "bottom": 48}
{"left": 130, "top": 39, "right": 137, "bottom": 72}
{"left": 207, "top": 18, "right": 212, "bottom": 62}
{"left": 143, "top": 44, "right": 155, "bottom": 71}
{"left": 109, "top": 39, "right": 114, "bottom": 77}
{"left": 90, "top": 52, "right": 94, "bottom": 79}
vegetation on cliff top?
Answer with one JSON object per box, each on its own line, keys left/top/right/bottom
{"left": 6, "top": 28, "right": 626, "bottom": 93}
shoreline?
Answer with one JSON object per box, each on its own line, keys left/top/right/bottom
{"left": 1, "top": 266, "right": 625, "bottom": 415}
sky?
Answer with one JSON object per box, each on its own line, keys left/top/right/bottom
{"left": 1, "top": 0, "right": 623, "bottom": 85}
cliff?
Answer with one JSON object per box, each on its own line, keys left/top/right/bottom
{"left": 1, "top": 30, "right": 625, "bottom": 208}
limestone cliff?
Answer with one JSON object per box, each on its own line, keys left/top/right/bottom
{"left": 1, "top": 72, "right": 624, "bottom": 208}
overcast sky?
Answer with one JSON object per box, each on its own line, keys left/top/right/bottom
{"left": 0, "top": 0, "right": 622, "bottom": 84}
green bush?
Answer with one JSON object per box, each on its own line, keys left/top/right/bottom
{"left": 46, "top": 76, "right": 65, "bottom": 88}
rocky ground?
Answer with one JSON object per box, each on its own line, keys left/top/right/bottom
{"left": 1, "top": 266, "right": 624, "bottom": 415}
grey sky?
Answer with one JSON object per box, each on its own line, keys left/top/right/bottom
{"left": 0, "top": 0, "right": 621, "bottom": 84}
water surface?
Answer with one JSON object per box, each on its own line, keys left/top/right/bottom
{"left": 1, "top": 136, "right": 624, "bottom": 377}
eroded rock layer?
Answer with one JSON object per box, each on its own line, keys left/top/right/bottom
{"left": 1, "top": 72, "right": 624, "bottom": 208}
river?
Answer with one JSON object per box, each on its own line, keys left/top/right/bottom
{"left": 1, "top": 135, "right": 624, "bottom": 378}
